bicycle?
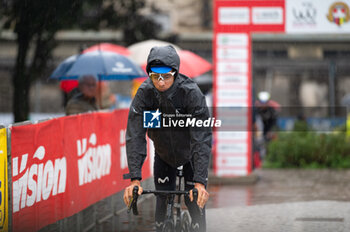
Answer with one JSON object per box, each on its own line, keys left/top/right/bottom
{"left": 127, "top": 166, "right": 202, "bottom": 232}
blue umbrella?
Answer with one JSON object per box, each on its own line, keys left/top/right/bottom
{"left": 50, "top": 54, "right": 78, "bottom": 79}
{"left": 50, "top": 50, "right": 146, "bottom": 80}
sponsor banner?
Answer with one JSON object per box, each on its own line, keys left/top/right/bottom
{"left": 213, "top": 30, "right": 252, "bottom": 176}
{"left": 217, "top": 89, "right": 248, "bottom": 101}
{"left": 214, "top": 0, "right": 285, "bottom": 177}
{"left": 217, "top": 47, "right": 248, "bottom": 60}
{"left": 217, "top": 74, "right": 248, "bottom": 86}
{"left": 252, "top": 7, "right": 284, "bottom": 24}
{"left": 218, "top": 7, "right": 250, "bottom": 25}
{"left": 217, "top": 61, "right": 248, "bottom": 74}
{"left": 216, "top": 101, "right": 249, "bottom": 107}
{"left": 213, "top": 0, "right": 284, "bottom": 176}
{"left": 217, "top": 117, "right": 248, "bottom": 131}
{"left": 216, "top": 33, "right": 249, "bottom": 47}
{"left": 216, "top": 168, "right": 248, "bottom": 177}
{"left": 216, "top": 131, "right": 248, "bottom": 140}
{"left": 215, "top": 0, "right": 285, "bottom": 32}
{"left": 11, "top": 110, "right": 152, "bottom": 232}
{"left": 217, "top": 155, "right": 248, "bottom": 168}
{"left": 286, "top": 0, "right": 350, "bottom": 33}
{"left": 0, "top": 128, "right": 8, "bottom": 232}
{"left": 217, "top": 143, "right": 248, "bottom": 154}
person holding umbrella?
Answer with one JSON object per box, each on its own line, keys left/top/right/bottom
{"left": 123, "top": 45, "right": 211, "bottom": 232}
{"left": 65, "top": 74, "right": 99, "bottom": 115}
{"left": 50, "top": 47, "right": 147, "bottom": 110}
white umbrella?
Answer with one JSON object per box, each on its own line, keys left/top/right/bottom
{"left": 128, "top": 39, "right": 181, "bottom": 65}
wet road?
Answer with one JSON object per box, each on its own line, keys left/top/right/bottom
{"left": 207, "top": 169, "right": 350, "bottom": 208}
{"left": 122, "top": 169, "right": 350, "bottom": 231}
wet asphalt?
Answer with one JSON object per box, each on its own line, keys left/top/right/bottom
{"left": 123, "top": 169, "right": 350, "bottom": 232}
{"left": 206, "top": 169, "right": 350, "bottom": 232}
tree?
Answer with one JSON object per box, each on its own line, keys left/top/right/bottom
{"left": 101, "top": 0, "right": 161, "bottom": 46}
{"left": 0, "top": 0, "right": 160, "bottom": 122}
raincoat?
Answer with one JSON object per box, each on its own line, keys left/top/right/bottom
{"left": 125, "top": 45, "right": 212, "bottom": 185}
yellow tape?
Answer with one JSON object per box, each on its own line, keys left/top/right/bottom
{"left": 0, "top": 128, "right": 8, "bottom": 232}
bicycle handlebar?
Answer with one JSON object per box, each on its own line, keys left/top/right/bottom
{"left": 128, "top": 186, "right": 201, "bottom": 216}
{"left": 142, "top": 189, "right": 190, "bottom": 195}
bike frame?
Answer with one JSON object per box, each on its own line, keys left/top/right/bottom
{"left": 128, "top": 167, "right": 198, "bottom": 231}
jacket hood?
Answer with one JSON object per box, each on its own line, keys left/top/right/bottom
{"left": 146, "top": 45, "right": 180, "bottom": 76}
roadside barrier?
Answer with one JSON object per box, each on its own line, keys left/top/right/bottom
{"left": 0, "top": 109, "right": 154, "bottom": 232}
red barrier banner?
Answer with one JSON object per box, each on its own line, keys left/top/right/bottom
{"left": 11, "top": 110, "right": 152, "bottom": 232}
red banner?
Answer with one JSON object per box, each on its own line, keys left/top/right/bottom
{"left": 11, "top": 110, "right": 152, "bottom": 232}
{"left": 213, "top": 0, "right": 285, "bottom": 176}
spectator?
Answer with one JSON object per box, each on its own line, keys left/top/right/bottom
{"left": 255, "top": 91, "right": 279, "bottom": 142}
{"left": 65, "top": 74, "right": 99, "bottom": 115}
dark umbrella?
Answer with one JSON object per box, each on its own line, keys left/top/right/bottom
{"left": 50, "top": 50, "right": 146, "bottom": 80}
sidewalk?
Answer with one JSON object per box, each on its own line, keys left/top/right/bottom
{"left": 207, "top": 201, "right": 349, "bottom": 232}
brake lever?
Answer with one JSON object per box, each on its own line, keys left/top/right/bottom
{"left": 127, "top": 186, "right": 139, "bottom": 215}
{"left": 192, "top": 188, "right": 203, "bottom": 216}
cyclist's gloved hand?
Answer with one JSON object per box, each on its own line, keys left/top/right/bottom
{"left": 190, "top": 183, "right": 209, "bottom": 209}
{"left": 123, "top": 180, "right": 143, "bottom": 206}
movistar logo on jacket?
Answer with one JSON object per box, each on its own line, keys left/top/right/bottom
{"left": 143, "top": 109, "right": 221, "bottom": 128}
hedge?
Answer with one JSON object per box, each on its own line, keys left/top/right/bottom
{"left": 264, "top": 125, "right": 350, "bottom": 169}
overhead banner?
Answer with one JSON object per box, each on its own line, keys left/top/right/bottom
{"left": 286, "top": 0, "right": 350, "bottom": 33}
{"left": 0, "top": 128, "right": 8, "bottom": 232}
{"left": 10, "top": 110, "right": 152, "bottom": 232}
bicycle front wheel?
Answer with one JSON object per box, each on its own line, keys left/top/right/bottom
{"left": 180, "top": 210, "right": 191, "bottom": 232}
{"left": 162, "top": 220, "right": 175, "bottom": 232}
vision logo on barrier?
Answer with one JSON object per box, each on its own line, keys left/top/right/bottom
{"left": 12, "top": 146, "right": 67, "bottom": 213}
{"left": 77, "top": 133, "right": 112, "bottom": 186}
{"left": 143, "top": 109, "right": 162, "bottom": 128}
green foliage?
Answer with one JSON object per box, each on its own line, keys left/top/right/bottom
{"left": 264, "top": 130, "right": 350, "bottom": 169}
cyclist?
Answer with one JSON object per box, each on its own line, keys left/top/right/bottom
{"left": 255, "top": 91, "right": 279, "bottom": 142}
{"left": 123, "top": 45, "right": 211, "bottom": 232}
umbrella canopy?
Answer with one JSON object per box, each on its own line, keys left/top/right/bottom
{"left": 50, "top": 50, "right": 146, "bottom": 80}
{"left": 50, "top": 54, "right": 78, "bottom": 79}
{"left": 82, "top": 43, "right": 130, "bottom": 56}
{"left": 128, "top": 39, "right": 181, "bottom": 65}
{"left": 176, "top": 50, "right": 212, "bottom": 78}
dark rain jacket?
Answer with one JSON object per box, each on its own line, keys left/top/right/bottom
{"left": 125, "top": 45, "right": 212, "bottom": 185}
